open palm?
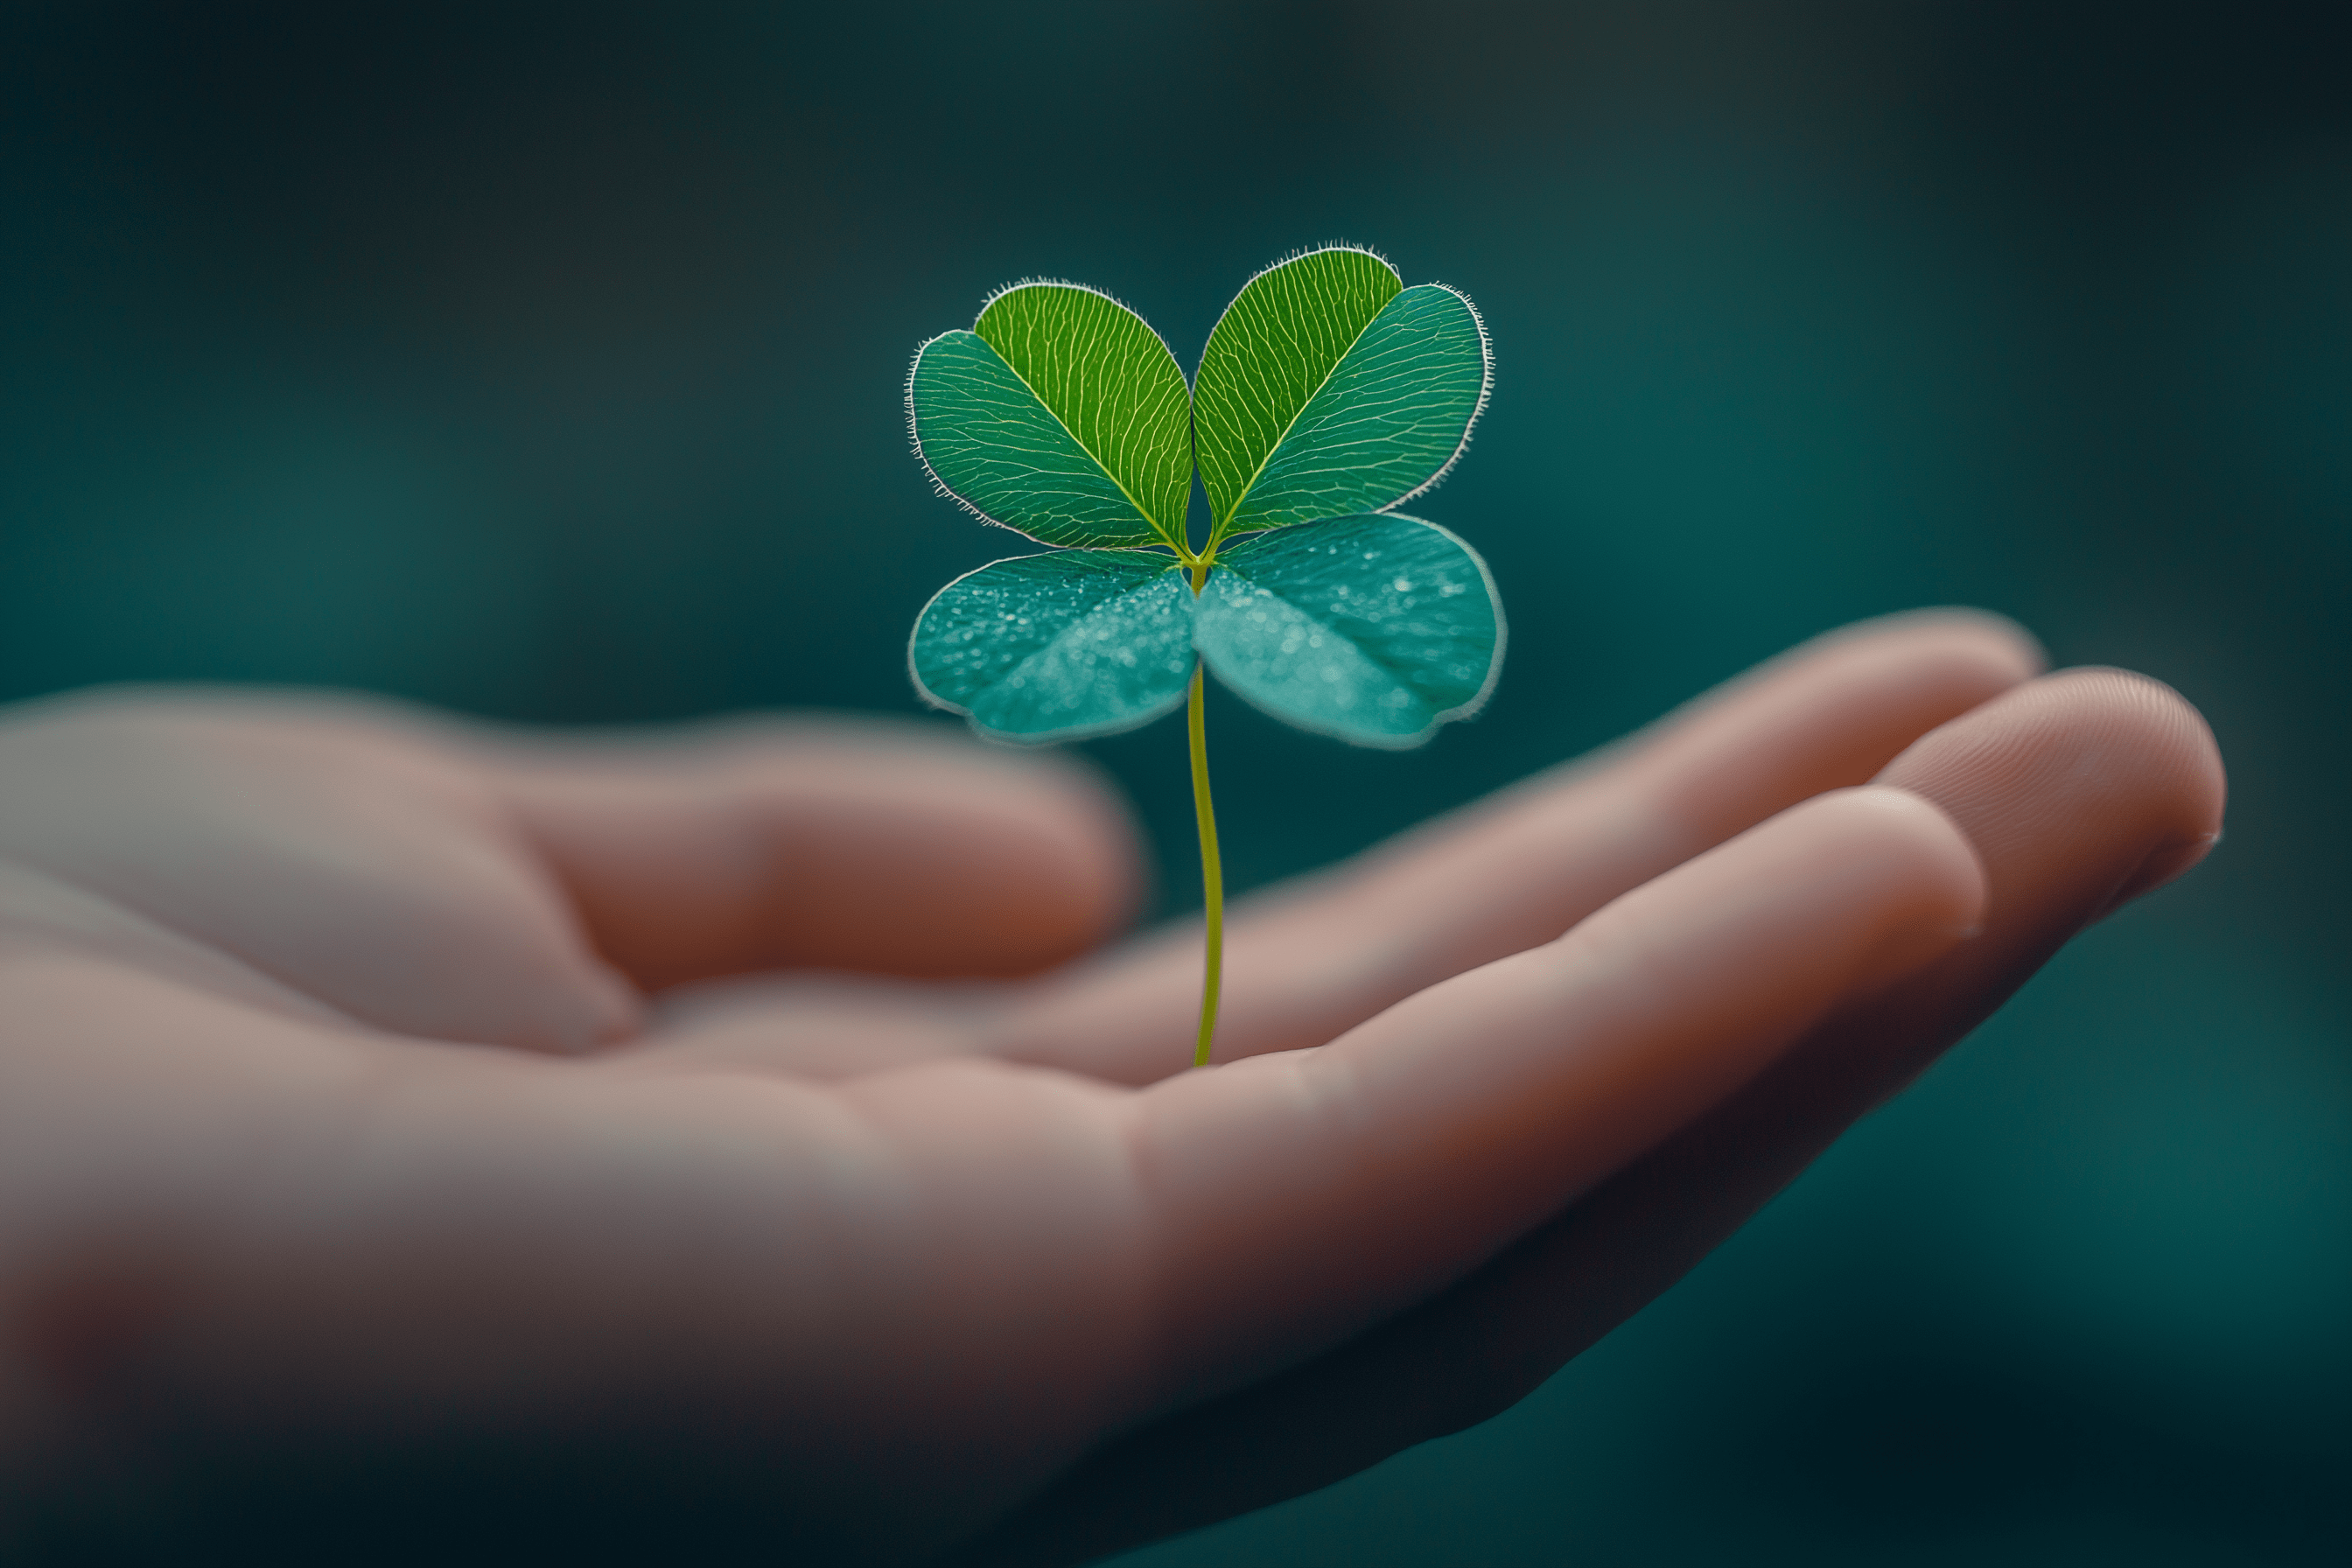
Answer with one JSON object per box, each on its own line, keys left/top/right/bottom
{"left": 0, "top": 611, "right": 2221, "bottom": 1566}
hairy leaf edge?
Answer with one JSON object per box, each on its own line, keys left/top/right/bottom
{"left": 1200, "top": 514, "right": 1508, "bottom": 751}
{"left": 1377, "top": 283, "right": 1495, "bottom": 515}
{"left": 1215, "top": 239, "right": 1400, "bottom": 302}
{"left": 906, "top": 552, "right": 1197, "bottom": 746}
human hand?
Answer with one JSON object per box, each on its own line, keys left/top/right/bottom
{"left": 0, "top": 611, "right": 2222, "bottom": 1565}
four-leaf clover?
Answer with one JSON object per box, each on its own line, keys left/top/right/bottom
{"left": 904, "top": 245, "right": 1503, "bottom": 1063}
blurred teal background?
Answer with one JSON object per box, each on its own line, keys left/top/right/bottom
{"left": 2, "top": 3, "right": 2345, "bottom": 1562}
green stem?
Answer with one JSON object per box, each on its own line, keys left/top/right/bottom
{"left": 1186, "top": 662, "right": 1225, "bottom": 1068}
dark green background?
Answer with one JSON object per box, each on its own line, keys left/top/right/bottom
{"left": 3, "top": 3, "right": 2345, "bottom": 1562}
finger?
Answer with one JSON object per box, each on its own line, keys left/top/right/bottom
{"left": 1000, "top": 607, "right": 2040, "bottom": 1083}
{"left": 484, "top": 718, "right": 1142, "bottom": 990}
{"left": 965, "top": 668, "right": 2222, "bottom": 1567}
{"left": 1128, "top": 786, "right": 1984, "bottom": 1411}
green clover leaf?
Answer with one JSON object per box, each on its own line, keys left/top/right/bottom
{"left": 902, "top": 246, "right": 1503, "bottom": 1064}
{"left": 1194, "top": 247, "right": 1489, "bottom": 545}
{"left": 909, "top": 282, "right": 1192, "bottom": 550}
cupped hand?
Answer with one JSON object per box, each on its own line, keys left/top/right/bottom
{"left": 0, "top": 612, "right": 2223, "bottom": 1566}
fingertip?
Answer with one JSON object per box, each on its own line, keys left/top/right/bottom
{"left": 1773, "top": 787, "right": 1991, "bottom": 985}
{"left": 2064, "top": 665, "right": 2227, "bottom": 836}
{"left": 2059, "top": 668, "right": 2226, "bottom": 914}
{"left": 1628, "top": 608, "right": 2049, "bottom": 844}
{"left": 1836, "top": 785, "right": 1990, "bottom": 914}
{"left": 1830, "top": 606, "right": 2049, "bottom": 682}
{"left": 962, "top": 747, "right": 1149, "bottom": 965}
{"left": 739, "top": 726, "right": 1149, "bottom": 980}
{"left": 1741, "top": 606, "right": 2048, "bottom": 719}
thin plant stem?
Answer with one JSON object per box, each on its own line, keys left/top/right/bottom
{"left": 1186, "top": 662, "right": 1225, "bottom": 1068}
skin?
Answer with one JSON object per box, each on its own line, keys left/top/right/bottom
{"left": 0, "top": 610, "right": 2223, "bottom": 1565}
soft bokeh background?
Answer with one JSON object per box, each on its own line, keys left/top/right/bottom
{"left": 3, "top": 2, "right": 2346, "bottom": 1561}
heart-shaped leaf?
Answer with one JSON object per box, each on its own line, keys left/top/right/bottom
{"left": 1194, "top": 247, "right": 1491, "bottom": 544}
{"left": 910, "top": 549, "right": 1196, "bottom": 742}
{"left": 1194, "top": 512, "right": 1502, "bottom": 747}
{"left": 907, "top": 282, "right": 1192, "bottom": 550}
